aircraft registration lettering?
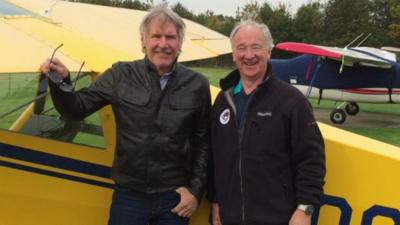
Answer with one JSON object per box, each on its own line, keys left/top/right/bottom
{"left": 313, "top": 195, "right": 400, "bottom": 225}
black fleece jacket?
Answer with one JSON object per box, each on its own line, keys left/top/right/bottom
{"left": 208, "top": 64, "right": 326, "bottom": 225}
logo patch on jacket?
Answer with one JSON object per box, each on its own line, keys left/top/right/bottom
{"left": 220, "top": 109, "right": 230, "bottom": 125}
{"left": 257, "top": 111, "right": 272, "bottom": 117}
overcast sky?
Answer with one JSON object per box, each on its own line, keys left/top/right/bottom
{"left": 154, "top": 0, "right": 312, "bottom": 16}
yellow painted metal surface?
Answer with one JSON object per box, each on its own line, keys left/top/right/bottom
{"left": 0, "top": 158, "right": 112, "bottom": 225}
{"left": 0, "top": 85, "right": 399, "bottom": 225}
{"left": 2, "top": 120, "right": 399, "bottom": 225}
{"left": 9, "top": 103, "right": 34, "bottom": 131}
{"left": 8, "top": 0, "right": 231, "bottom": 61}
{"left": 5, "top": 17, "right": 133, "bottom": 73}
{"left": 2, "top": 0, "right": 231, "bottom": 74}
{"left": 0, "top": 17, "right": 90, "bottom": 74}
{"left": 316, "top": 123, "right": 400, "bottom": 225}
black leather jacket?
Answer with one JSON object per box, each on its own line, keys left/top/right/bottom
{"left": 48, "top": 58, "right": 211, "bottom": 200}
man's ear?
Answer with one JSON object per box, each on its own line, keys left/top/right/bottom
{"left": 266, "top": 49, "right": 272, "bottom": 60}
{"left": 177, "top": 38, "right": 183, "bottom": 53}
{"left": 140, "top": 33, "right": 145, "bottom": 53}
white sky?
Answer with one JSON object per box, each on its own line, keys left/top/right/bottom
{"left": 154, "top": 0, "right": 311, "bottom": 16}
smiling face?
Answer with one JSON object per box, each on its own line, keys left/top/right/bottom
{"left": 231, "top": 25, "right": 271, "bottom": 81}
{"left": 141, "top": 19, "right": 182, "bottom": 75}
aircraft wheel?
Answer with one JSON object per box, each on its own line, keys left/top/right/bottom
{"left": 330, "top": 109, "right": 346, "bottom": 124}
{"left": 345, "top": 102, "right": 359, "bottom": 115}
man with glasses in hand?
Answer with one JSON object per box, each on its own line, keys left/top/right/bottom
{"left": 40, "top": 4, "right": 211, "bottom": 225}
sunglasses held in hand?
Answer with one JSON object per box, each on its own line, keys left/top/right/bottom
{"left": 46, "top": 43, "right": 84, "bottom": 92}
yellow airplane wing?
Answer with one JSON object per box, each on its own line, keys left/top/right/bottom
{"left": 0, "top": 16, "right": 90, "bottom": 74}
{"left": 5, "top": 0, "right": 232, "bottom": 73}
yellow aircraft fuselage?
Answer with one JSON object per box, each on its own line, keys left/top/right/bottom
{"left": 1, "top": 81, "right": 400, "bottom": 225}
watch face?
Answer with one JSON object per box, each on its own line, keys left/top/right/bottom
{"left": 305, "top": 205, "right": 315, "bottom": 215}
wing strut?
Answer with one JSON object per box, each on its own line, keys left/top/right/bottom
{"left": 355, "top": 33, "right": 371, "bottom": 47}
{"left": 344, "top": 33, "right": 364, "bottom": 49}
{"left": 306, "top": 57, "right": 322, "bottom": 98}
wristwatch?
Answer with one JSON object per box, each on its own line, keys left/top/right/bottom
{"left": 297, "top": 204, "right": 315, "bottom": 216}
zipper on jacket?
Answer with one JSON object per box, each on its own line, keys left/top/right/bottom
{"left": 238, "top": 145, "right": 246, "bottom": 225}
{"left": 223, "top": 90, "right": 246, "bottom": 225}
{"left": 224, "top": 82, "right": 267, "bottom": 225}
{"left": 145, "top": 71, "right": 166, "bottom": 190}
{"left": 153, "top": 70, "right": 175, "bottom": 123}
{"left": 237, "top": 118, "right": 246, "bottom": 225}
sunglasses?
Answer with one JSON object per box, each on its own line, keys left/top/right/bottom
{"left": 47, "top": 43, "right": 85, "bottom": 92}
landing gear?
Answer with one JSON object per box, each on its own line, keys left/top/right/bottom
{"left": 329, "top": 102, "right": 360, "bottom": 124}
{"left": 345, "top": 102, "right": 359, "bottom": 115}
{"left": 330, "top": 109, "right": 346, "bottom": 124}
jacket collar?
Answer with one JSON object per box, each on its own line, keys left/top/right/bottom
{"left": 219, "top": 62, "right": 273, "bottom": 91}
{"left": 144, "top": 56, "right": 179, "bottom": 76}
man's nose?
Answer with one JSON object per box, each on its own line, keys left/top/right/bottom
{"left": 158, "top": 36, "right": 168, "bottom": 48}
{"left": 243, "top": 48, "right": 255, "bottom": 58}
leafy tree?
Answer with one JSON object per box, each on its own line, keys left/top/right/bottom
{"left": 292, "top": 2, "right": 324, "bottom": 44}
{"left": 360, "top": 0, "right": 390, "bottom": 46}
{"left": 240, "top": 0, "right": 261, "bottom": 21}
{"left": 191, "top": 10, "right": 235, "bottom": 36}
{"left": 114, "top": 0, "right": 149, "bottom": 10}
{"left": 387, "top": 0, "right": 400, "bottom": 46}
{"left": 217, "top": 16, "right": 237, "bottom": 36}
{"left": 322, "top": 0, "right": 372, "bottom": 46}
{"left": 194, "top": 10, "right": 219, "bottom": 29}
{"left": 259, "top": 2, "right": 294, "bottom": 45}
{"left": 258, "top": 1, "right": 273, "bottom": 23}
{"left": 171, "top": 2, "right": 194, "bottom": 20}
{"left": 76, "top": 0, "right": 112, "bottom": 6}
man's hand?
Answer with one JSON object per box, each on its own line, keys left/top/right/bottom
{"left": 211, "top": 203, "right": 222, "bottom": 225}
{"left": 289, "top": 209, "right": 311, "bottom": 225}
{"left": 171, "top": 187, "right": 198, "bottom": 218}
{"left": 39, "top": 57, "right": 69, "bottom": 78}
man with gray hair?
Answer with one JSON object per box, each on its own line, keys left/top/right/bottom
{"left": 40, "top": 4, "right": 211, "bottom": 225}
{"left": 208, "top": 20, "right": 326, "bottom": 225}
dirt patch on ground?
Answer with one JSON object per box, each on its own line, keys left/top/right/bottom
{"left": 313, "top": 108, "right": 400, "bottom": 128}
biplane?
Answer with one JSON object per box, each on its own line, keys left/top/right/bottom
{"left": 271, "top": 39, "right": 400, "bottom": 124}
{"left": 1, "top": 1, "right": 400, "bottom": 225}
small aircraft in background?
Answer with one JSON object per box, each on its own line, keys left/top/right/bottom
{"left": 270, "top": 38, "right": 400, "bottom": 124}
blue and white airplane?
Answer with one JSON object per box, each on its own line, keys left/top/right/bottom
{"left": 270, "top": 41, "right": 400, "bottom": 123}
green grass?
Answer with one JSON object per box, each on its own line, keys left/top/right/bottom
{"left": 0, "top": 73, "right": 105, "bottom": 149}
{"left": 190, "top": 67, "right": 229, "bottom": 86}
{"left": 310, "top": 99, "right": 400, "bottom": 116}
{"left": 345, "top": 127, "right": 400, "bottom": 147}
{"left": 1, "top": 69, "right": 399, "bottom": 147}
{"left": 309, "top": 99, "right": 400, "bottom": 146}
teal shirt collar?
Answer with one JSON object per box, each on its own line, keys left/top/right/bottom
{"left": 233, "top": 79, "right": 243, "bottom": 95}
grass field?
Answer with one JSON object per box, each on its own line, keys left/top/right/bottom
{"left": 1, "top": 68, "right": 399, "bottom": 147}
{"left": 191, "top": 67, "right": 400, "bottom": 147}
{"left": 0, "top": 73, "right": 105, "bottom": 148}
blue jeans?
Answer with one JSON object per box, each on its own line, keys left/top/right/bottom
{"left": 108, "top": 185, "right": 189, "bottom": 225}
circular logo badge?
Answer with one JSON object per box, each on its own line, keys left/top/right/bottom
{"left": 219, "top": 109, "right": 230, "bottom": 125}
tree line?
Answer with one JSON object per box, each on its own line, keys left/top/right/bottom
{"left": 69, "top": 0, "right": 400, "bottom": 66}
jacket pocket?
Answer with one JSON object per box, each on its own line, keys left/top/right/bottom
{"left": 167, "top": 92, "right": 200, "bottom": 136}
{"left": 116, "top": 82, "right": 151, "bottom": 111}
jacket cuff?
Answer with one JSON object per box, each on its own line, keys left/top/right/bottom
{"left": 187, "top": 186, "right": 203, "bottom": 203}
{"left": 296, "top": 196, "right": 320, "bottom": 207}
{"left": 48, "top": 72, "right": 73, "bottom": 92}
